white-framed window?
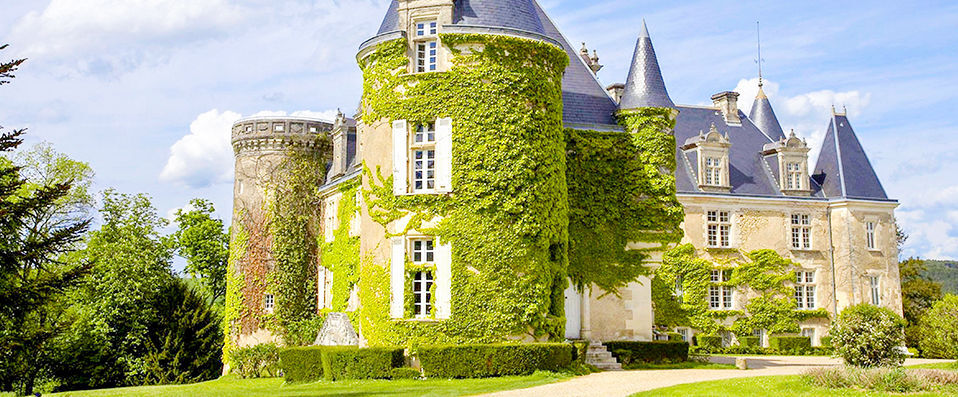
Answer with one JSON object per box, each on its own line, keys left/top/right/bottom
{"left": 416, "top": 41, "right": 438, "bottom": 72}
{"left": 786, "top": 162, "right": 802, "bottom": 190}
{"left": 752, "top": 329, "right": 767, "bottom": 346}
{"left": 674, "top": 275, "right": 684, "bottom": 298}
{"left": 410, "top": 238, "right": 435, "bottom": 264}
{"left": 324, "top": 197, "right": 338, "bottom": 243}
{"left": 709, "top": 269, "right": 733, "bottom": 310}
{"left": 392, "top": 119, "right": 452, "bottom": 196}
{"left": 794, "top": 270, "right": 816, "bottom": 309}
{"left": 410, "top": 122, "right": 437, "bottom": 192}
{"left": 801, "top": 327, "right": 815, "bottom": 340}
{"left": 705, "top": 157, "right": 723, "bottom": 186}
{"left": 412, "top": 270, "right": 434, "bottom": 317}
{"left": 866, "top": 221, "right": 877, "bottom": 250}
{"left": 869, "top": 275, "right": 881, "bottom": 305}
{"left": 415, "top": 20, "right": 438, "bottom": 37}
{"left": 415, "top": 122, "right": 436, "bottom": 144}
{"left": 264, "top": 293, "right": 274, "bottom": 313}
{"left": 791, "top": 214, "right": 812, "bottom": 250}
{"left": 707, "top": 210, "right": 731, "bottom": 248}
{"left": 676, "top": 328, "right": 689, "bottom": 342}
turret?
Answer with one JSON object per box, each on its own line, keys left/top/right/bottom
{"left": 619, "top": 20, "right": 674, "bottom": 109}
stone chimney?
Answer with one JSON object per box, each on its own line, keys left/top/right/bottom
{"left": 606, "top": 83, "right": 625, "bottom": 104}
{"left": 330, "top": 109, "right": 348, "bottom": 178}
{"left": 579, "top": 42, "right": 603, "bottom": 75}
{"left": 711, "top": 91, "right": 741, "bottom": 125}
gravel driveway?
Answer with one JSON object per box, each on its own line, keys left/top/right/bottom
{"left": 480, "top": 356, "right": 953, "bottom": 397}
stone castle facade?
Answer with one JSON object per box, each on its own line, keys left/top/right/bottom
{"left": 226, "top": 0, "right": 901, "bottom": 350}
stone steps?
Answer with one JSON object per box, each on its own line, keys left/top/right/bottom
{"left": 584, "top": 342, "right": 622, "bottom": 371}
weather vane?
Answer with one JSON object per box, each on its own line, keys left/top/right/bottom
{"left": 755, "top": 21, "right": 765, "bottom": 88}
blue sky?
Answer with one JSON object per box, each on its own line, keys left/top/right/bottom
{"left": 1, "top": 0, "right": 956, "bottom": 266}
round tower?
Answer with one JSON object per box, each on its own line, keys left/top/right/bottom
{"left": 225, "top": 116, "right": 332, "bottom": 354}
{"left": 354, "top": 0, "right": 571, "bottom": 345}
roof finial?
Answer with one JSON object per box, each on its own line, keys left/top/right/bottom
{"left": 640, "top": 19, "right": 650, "bottom": 39}
{"left": 755, "top": 21, "right": 764, "bottom": 89}
{"left": 842, "top": 104, "right": 847, "bottom": 114}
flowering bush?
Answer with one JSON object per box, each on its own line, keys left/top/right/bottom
{"left": 830, "top": 304, "right": 906, "bottom": 367}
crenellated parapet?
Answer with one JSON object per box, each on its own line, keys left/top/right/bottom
{"left": 231, "top": 116, "right": 333, "bottom": 156}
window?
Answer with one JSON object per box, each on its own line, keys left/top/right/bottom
{"left": 677, "top": 328, "right": 689, "bottom": 342}
{"left": 416, "top": 41, "right": 438, "bottom": 72}
{"left": 866, "top": 222, "right": 876, "bottom": 250}
{"left": 674, "top": 275, "right": 684, "bottom": 298}
{"left": 273, "top": 124, "right": 284, "bottom": 132}
{"left": 244, "top": 125, "right": 252, "bottom": 132}
{"left": 794, "top": 270, "right": 816, "bottom": 309}
{"left": 416, "top": 20, "right": 438, "bottom": 37}
{"left": 410, "top": 238, "right": 435, "bottom": 263}
{"left": 870, "top": 275, "right": 881, "bottom": 305}
{"left": 410, "top": 123, "right": 437, "bottom": 192}
{"left": 801, "top": 327, "right": 815, "bottom": 340}
{"left": 753, "top": 329, "right": 766, "bottom": 346}
{"left": 786, "top": 162, "right": 802, "bottom": 190}
{"left": 415, "top": 123, "right": 435, "bottom": 143}
{"left": 264, "top": 293, "right": 274, "bottom": 313}
{"left": 709, "top": 269, "right": 733, "bottom": 310}
{"left": 707, "top": 210, "right": 731, "bottom": 248}
{"left": 791, "top": 214, "right": 812, "bottom": 250}
{"left": 705, "top": 157, "right": 723, "bottom": 186}
{"left": 412, "top": 271, "right": 433, "bottom": 317}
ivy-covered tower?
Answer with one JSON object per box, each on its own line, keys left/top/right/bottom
{"left": 225, "top": 116, "right": 332, "bottom": 355}
{"left": 354, "top": 0, "right": 571, "bottom": 345}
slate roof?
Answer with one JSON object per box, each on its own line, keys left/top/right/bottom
{"left": 812, "top": 114, "right": 889, "bottom": 200}
{"left": 619, "top": 20, "right": 674, "bottom": 109}
{"left": 748, "top": 87, "right": 786, "bottom": 141}
{"left": 378, "top": 0, "right": 545, "bottom": 35}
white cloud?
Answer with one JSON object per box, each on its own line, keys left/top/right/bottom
{"left": 159, "top": 109, "right": 240, "bottom": 188}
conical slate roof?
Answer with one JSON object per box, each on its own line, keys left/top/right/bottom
{"left": 377, "top": 0, "right": 545, "bottom": 35}
{"left": 749, "top": 87, "right": 786, "bottom": 140}
{"left": 812, "top": 114, "right": 888, "bottom": 200}
{"left": 619, "top": 20, "right": 674, "bottom": 109}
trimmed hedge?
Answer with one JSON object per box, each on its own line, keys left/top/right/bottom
{"left": 605, "top": 341, "right": 688, "bottom": 366}
{"left": 696, "top": 335, "right": 722, "bottom": 350}
{"left": 666, "top": 332, "right": 683, "bottom": 341}
{"left": 820, "top": 336, "right": 833, "bottom": 347}
{"left": 418, "top": 343, "right": 573, "bottom": 378}
{"left": 769, "top": 335, "right": 811, "bottom": 352}
{"left": 321, "top": 347, "right": 404, "bottom": 381}
{"left": 279, "top": 346, "right": 325, "bottom": 382}
{"left": 390, "top": 367, "right": 421, "bottom": 379}
{"left": 230, "top": 343, "right": 280, "bottom": 378}
{"left": 738, "top": 336, "right": 760, "bottom": 347}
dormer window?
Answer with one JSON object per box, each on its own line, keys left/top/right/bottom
{"left": 682, "top": 123, "right": 731, "bottom": 192}
{"left": 763, "top": 130, "right": 811, "bottom": 195}
{"left": 416, "top": 21, "right": 438, "bottom": 37}
{"left": 786, "top": 162, "right": 802, "bottom": 190}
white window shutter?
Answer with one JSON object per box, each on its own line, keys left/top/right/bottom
{"left": 392, "top": 120, "right": 408, "bottom": 196}
{"left": 435, "top": 117, "right": 453, "bottom": 193}
{"left": 390, "top": 236, "right": 406, "bottom": 318}
{"left": 435, "top": 238, "right": 452, "bottom": 319}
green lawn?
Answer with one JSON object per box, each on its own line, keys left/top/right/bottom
{"left": 630, "top": 375, "right": 958, "bottom": 397}
{"left": 907, "top": 361, "right": 958, "bottom": 370}
{"left": 50, "top": 372, "right": 571, "bottom": 397}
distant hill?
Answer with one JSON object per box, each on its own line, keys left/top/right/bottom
{"left": 923, "top": 260, "right": 958, "bottom": 295}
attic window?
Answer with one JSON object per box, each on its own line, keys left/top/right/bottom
{"left": 416, "top": 21, "right": 438, "bottom": 37}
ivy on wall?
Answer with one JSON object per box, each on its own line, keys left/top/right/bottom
{"left": 357, "top": 33, "right": 569, "bottom": 346}
{"left": 652, "top": 244, "right": 830, "bottom": 336}
{"left": 319, "top": 179, "right": 361, "bottom": 312}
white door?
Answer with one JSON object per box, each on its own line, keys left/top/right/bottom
{"left": 563, "top": 282, "right": 581, "bottom": 339}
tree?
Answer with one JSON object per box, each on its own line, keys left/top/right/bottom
{"left": 830, "top": 304, "right": 906, "bottom": 368}
{"left": 899, "top": 257, "right": 942, "bottom": 351}
{"left": 917, "top": 294, "right": 958, "bottom": 359}
{"left": 171, "top": 199, "right": 228, "bottom": 305}
{"left": 15, "top": 142, "right": 96, "bottom": 237}
{"left": 0, "top": 44, "right": 91, "bottom": 396}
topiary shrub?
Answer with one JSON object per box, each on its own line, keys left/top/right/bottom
{"left": 279, "top": 346, "right": 325, "bottom": 382}
{"left": 738, "top": 336, "right": 760, "bottom": 347}
{"left": 320, "top": 347, "right": 403, "bottom": 381}
{"left": 390, "top": 367, "right": 422, "bottom": 380}
{"left": 230, "top": 343, "right": 280, "bottom": 378}
{"left": 917, "top": 294, "right": 958, "bottom": 359}
{"left": 605, "top": 341, "right": 688, "bottom": 367}
{"left": 769, "top": 335, "right": 811, "bottom": 353}
{"left": 417, "top": 343, "right": 573, "bottom": 378}
{"left": 695, "top": 335, "right": 722, "bottom": 351}
{"left": 831, "top": 304, "right": 906, "bottom": 367}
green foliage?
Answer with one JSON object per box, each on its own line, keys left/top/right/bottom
{"left": 222, "top": 218, "right": 248, "bottom": 365}
{"left": 666, "top": 332, "right": 683, "bottom": 341}
{"left": 141, "top": 278, "right": 223, "bottom": 385}
{"left": 899, "top": 258, "right": 942, "bottom": 350}
{"left": 695, "top": 335, "right": 723, "bottom": 351}
{"left": 171, "top": 199, "right": 229, "bottom": 305}
{"left": 831, "top": 304, "right": 906, "bottom": 367}
{"left": 769, "top": 335, "right": 811, "bottom": 352}
{"left": 803, "top": 366, "right": 958, "bottom": 393}
{"left": 820, "top": 336, "right": 833, "bottom": 347}
{"left": 565, "top": 125, "right": 683, "bottom": 294}
{"left": 14, "top": 141, "right": 96, "bottom": 237}
{"left": 282, "top": 315, "right": 326, "bottom": 347}
{"left": 279, "top": 346, "right": 325, "bottom": 382}
{"left": 604, "top": 341, "right": 689, "bottom": 367}
{"left": 320, "top": 347, "right": 402, "bottom": 381}
{"left": 319, "top": 180, "right": 361, "bottom": 312}
{"left": 358, "top": 34, "right": 569, "bottom": 344}
{"left": 922, "top": 260, "right": 958, "bottom": 295}
{"left": 390, "top": 367, "right": 422, "bottom": 380}
{"left": 229, "top": 344, "right": 280, "bottom": 379}
{"left": 738, "top": 336, "right": 760, "bottom": 347}
{"left": 417, "top": 343, "right": 573, "bottom": 379}
{"left": 917, "top": 294, "right": 958, "bottom": 359}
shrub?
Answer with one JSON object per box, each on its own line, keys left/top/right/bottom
{"left": 230, "top": 343, "right": 280, "bottom": 378}
{"left": 738, "top": 336, "right": 760, "bottom": 347}
{"left": 803, "top": 366, "right": 958, "bottom": 392}
{"left": 417, "top": 343, "right": 573, "bottom": 378}
{"left": 390, "top": 367, "right": 421, "bottom": 379}
{"left": 279, "top": 346, "right": 325, "bottom": 382}
{"left": 321, "top": 347, "right": 403, "bottom": 381}
{"left": 695, "top": 335, "right": 722, "bottom": 351}
{"left": 820, "top": 336, "right": 833, "bottom": 347}
{"left": 918, "top": 294, "right": 958, "bottom": 359}
{"left": 571, "top": 341, "right": 589, "bottom": 365}
{"left": 831, "top": 304, "right": 906, "bottom": 367}
{"left": 769, "top": 335, "right": 811, "bottom": 353}
{"left": 605, "top": 341, "right": 688, "bottom": 367}
{"left": 665, "top": 332, "right": 683, "bottom": 341}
